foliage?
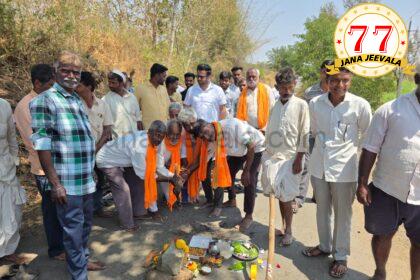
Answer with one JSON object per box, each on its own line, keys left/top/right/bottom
{"left": 0, "top": 0, "right": 254, "bottom": 97}
{"left": 266, "top": 2, "right": 398, "bottom": 108}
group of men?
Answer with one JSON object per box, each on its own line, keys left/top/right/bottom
{"left": 0, "top": 50, "right": 418, "bottom": 280}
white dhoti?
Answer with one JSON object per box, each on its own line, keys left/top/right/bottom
{"left": 0, "top": 177, "right": 26, "bottom": 257}
{"left": 261, "top": 153, "right": 303, "bottom": 202}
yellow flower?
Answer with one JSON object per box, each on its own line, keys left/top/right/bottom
{"left": 187, "top": 261, "right": 197, "bottom": 271}
{"left": 175, "top": 239, "right": 187, "bottom": 249}
{"left": 182, "top": 246, "right": 189, "bottom": 253}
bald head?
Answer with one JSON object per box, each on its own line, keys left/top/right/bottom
{"left": 246, "top": 68, "right": 260, "bottom": 90}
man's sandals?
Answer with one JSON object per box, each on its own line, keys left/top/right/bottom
{"left": 329, "top": 260, "right": 348, "bottom": 278}
{"left": 302, "top": 246, "right": 348, "bottom": 278}
{"left": 302, "top": 246, "right": 330, "bottom": 257}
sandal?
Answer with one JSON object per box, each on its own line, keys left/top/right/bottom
{"left": 302, "top": 245, "right": 330, "bottom": 257}
{"left": 329, "top": 260, "right": 348, "bottom": 278}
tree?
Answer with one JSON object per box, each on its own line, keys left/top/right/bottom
{"left": 266, "top": 2, "right": 395, "bottom": 108}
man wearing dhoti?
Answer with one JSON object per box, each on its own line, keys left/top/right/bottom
{"left": 261, "top": 68, "right": 309, "bottom": 246}
{"left": 0, "top": 98, "right": 26, "bottom": 264}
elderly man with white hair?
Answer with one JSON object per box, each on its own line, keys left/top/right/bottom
{"left": 169, "top": 102, "right": 182, "bottom": 119}
{"left": 236, "top": 68, "right": 275, "bottom": 132}
{"left": 356, "top": 58, "right": 420, "bottom": 280}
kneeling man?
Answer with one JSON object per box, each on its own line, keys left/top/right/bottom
{"left": 96, "top": 120, "right": 183, "bottom": 231}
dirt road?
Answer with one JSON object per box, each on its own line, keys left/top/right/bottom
{"left": 15, "top": 188, "right": 411, "bottom": 280}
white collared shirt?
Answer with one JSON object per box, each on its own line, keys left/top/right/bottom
{"left": 265, "top": 95, "right": 310, "bottom": 160}
{"left": 96, "top": 131, "right": 173, "bottom": 179}
{"left": 224, "top": 87, "right": 240, "bottom": 117}
{"left": 309, "top": 92, "right": 372, "bottom": 182}
{"left": 102, "top": 91, "right": 141, "bottom": 138}
{"left": 184, "top": 83, "right": 227, "bottom": 122}
{"left": 363, "top": 91, "right": 420, "bottom": 205}
{"left": 217, "top": 118, "right": 266, "bottom": 157}
{"left": 81, "top": 95, "right": 113, "bottom": 143}
{"left": 242, "top": 83, "right": 275, "bottom": 130}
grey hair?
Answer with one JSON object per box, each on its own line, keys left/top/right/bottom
{"left": 166, "top": 119, "right": 182, "bottom": 133}
{"left": 246, "top": 68, "right": 260, "bottom": 77}
{"left": 178, "top": 107, "right": 197, "bottom": 124}
{"left": 168, "top": 102, "right": 182, "bottom": 113}
{"left": 148, "top": 120, "right": 167, "bottom": 134}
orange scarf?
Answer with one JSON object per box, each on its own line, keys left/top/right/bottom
{"left": 164, "top": 137, "right": 182, "bottom": 211}
{"left": 211, "top": 122, "right": 232, "bottom": 188}
{"left": 185, "top": 132, "right": 200, "bottom": 201}
{"left": 144, "top": 139, "right": 158, "bottom": 209}
{"left": 196, "top": 138, "right": 209, "bottom": 181}
{"left": 236, "top": 83, "right": 269, "bottom": 129}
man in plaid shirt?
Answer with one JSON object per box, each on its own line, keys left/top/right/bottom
{"left": 30, "top": 51, "right": 105, "bottom": 279}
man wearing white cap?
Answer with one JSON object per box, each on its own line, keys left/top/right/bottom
{"left": 357, "top": 58, "right": 420, "bottom": 280}
{"left": 102, "top": 69, "right": 142, "bottom": 138}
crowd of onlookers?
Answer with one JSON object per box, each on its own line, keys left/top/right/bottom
{"left": 0, "top": 50, "right": 418, "bottom": 280}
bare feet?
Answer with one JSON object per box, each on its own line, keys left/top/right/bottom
{"left": 222, "top": 199, "right": 237, "bottom": 208}
{"left": 208, "top": 207, "right": 222, "bottom": 217}
{"left": 371, "top": 269, "right": 386, "bottom": 280}
{"left": 1, "top": 254, "right": 27, "bottom": 265}
{"left": 52, "top": 252, "right": 66, "bottom": 261}
{"left": 88, "top": 260, "right": 106, "bottom": 271}
{"left": 275, "top": 229, "right": 284, "bottom": 237}
{"left": 239, "top": 216, "right": 253, "bottom": 232}
{"left": 280, "top": 233, "right": 295, "bottom": 246}
{"left": 151, "top": 212, "right": 167, "bottom": 222}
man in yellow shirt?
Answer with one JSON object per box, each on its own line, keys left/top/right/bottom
{"left": 136, "top": 63, "right": 171, "bottom": 129}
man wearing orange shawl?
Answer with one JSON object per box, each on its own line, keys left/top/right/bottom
{"left": 236, "top": 68, "right": 275, "bottom": 132}
{"left": 160, "top": 120, "right": 187, "bottom": 210}
{"left": 200, "top": 119, "right": 265, "bottom": 222}
{"left": 178, "top": 108, "right": 208, "bottom": 203}
{"left": 96, "top": 121, "right": 183, "bottom": 231}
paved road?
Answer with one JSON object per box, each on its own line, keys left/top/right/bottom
{"left": 16, "top": 187, "right": 411, "bottom": 280}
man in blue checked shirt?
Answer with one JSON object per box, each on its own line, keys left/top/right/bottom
{"left": 30, "top": 51, "right": 105, "bottom": 279}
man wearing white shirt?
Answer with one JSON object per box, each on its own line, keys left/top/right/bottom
{"left": 303, "top": 68, "right": 372, "bottom": 278}
{"left": 102, "top": 70, "right": 142, "bottom": 138}
{"left": 199, "top": 118, "right": 265, "bottom": 219}
{"left": 236, "top": 68, "right": 275, "bottom": 132}
{"left": 261, "top": 68, "right": 309, "bottom": 246}
{"left": 219, "top": 71, "right": 239, "bottom": 117}
{"left": 357, "top": 59, "right": 420, "bottom": 280}
{"left": 184, "top": 64, "right": 228, "bottom": 122}
{"left": 96, "top": 121, "right": 183, "bottom": 231}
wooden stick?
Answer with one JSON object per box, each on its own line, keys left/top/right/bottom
{"left": 265, "top": 193, "right": 276, "bottom": 280}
